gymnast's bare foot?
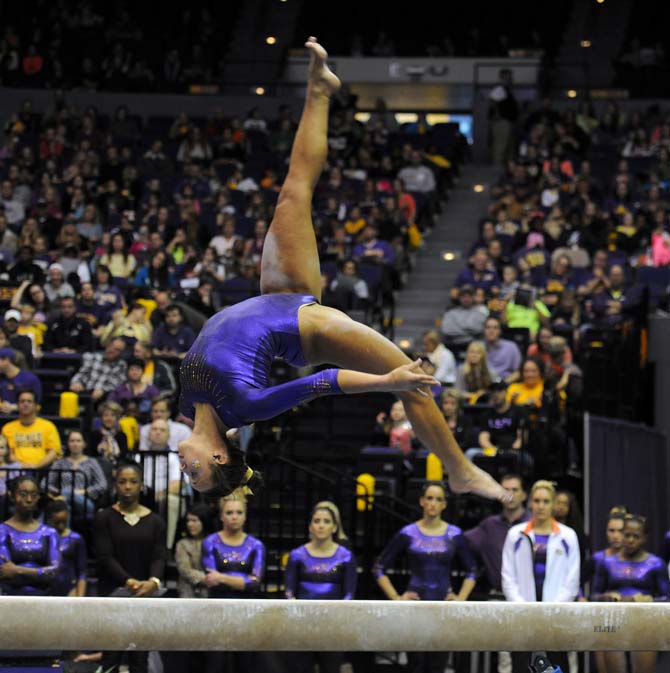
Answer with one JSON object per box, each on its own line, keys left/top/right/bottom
{"left": 305, "top": 36, "right": 340, "bottom": 97}
{"left": 448, "top": 463, "right": 512, "bottom": 503}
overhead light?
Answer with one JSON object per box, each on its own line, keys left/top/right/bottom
{"left": 473, "top": 184, "right": 485, "bottom": 193}
{"left": 567, "top": 89, "right": 577, "bottom": 98}
{"left": 443, "top": 252, "right": 456, "bottom": 261}
{"left": 580, "top": 40, "right": 591, "bottom": 48}
{"left": 255, "top": 87, "right": 265, "bottom": 96}
{"left": 398, "top": 339, "right": 412, "bottom": 350}
{"left": 596, "top": 0, "right": 604, "bottom": 4}
{"left": 266, "top": 36, "right": 277, "bottom": 45}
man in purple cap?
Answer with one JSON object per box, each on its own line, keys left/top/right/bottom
{"left": 0, "top": 347, "right": 42, "bottom": 413}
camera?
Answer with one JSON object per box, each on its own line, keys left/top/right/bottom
{"left": 514, "top": 286, "right": 537, "bottom": 308}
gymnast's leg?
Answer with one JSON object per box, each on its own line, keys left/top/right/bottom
{"left": 300, "top": 306, "right": 510, "bottom": 501}
{"left": 260, "top": 36, "right": 340, "bottom": 299}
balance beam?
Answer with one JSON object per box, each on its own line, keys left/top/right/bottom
{"left": 1, "top": 598, "right": 669, "bottom": 651}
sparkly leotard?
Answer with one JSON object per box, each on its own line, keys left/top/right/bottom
{"left": 284, "top": 545, "right": 357, "bottom": 600}
{"left": 52, "top": 530, "right": 87, "bottom": 596}
{"left": 591, "top": 552, "right": 669, "bottom": 600}
{"left": 201, "top": 532, "right": 265, "bottom": 599}
{"left": 0, "top": 522, "right": 60, "bottom": 595}
{"left": 373, "top": 522, "right": 477, "bottom": 601}
{"left": 179, "top": 294, "right": 342, "bottom": 427}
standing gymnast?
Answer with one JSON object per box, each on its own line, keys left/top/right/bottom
{"left": 177, "top": 37, "right": 509, "bottom": 503}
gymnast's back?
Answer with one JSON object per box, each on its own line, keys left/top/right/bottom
{"left": 179, "top": 293, "right": 319, "bottom": 427}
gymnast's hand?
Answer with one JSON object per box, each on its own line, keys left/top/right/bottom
{"left": 386, "top": 359, "right": 439, "bottom": 397}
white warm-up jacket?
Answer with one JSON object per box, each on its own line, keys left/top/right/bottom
{"left": 501, "top": 519, "right": 580, "bottom": 603}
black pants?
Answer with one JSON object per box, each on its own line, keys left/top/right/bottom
{"left": 283, "top": 651, "right": 343, "bottom": 673}
{"left": 407, "top": 651, "right": 449, "bottom": 673}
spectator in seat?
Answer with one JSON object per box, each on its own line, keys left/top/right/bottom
{"left": 375, "top": 399, "right": 414, "bottom": 455}
{"left": 506, "top": 357, "right": 545, "bottom": 408}
{"left": 351, "top": 223, "right": 397, "bottom": 267}
{"left": 139, "top": 418, "right": 182, "bottom": 549}
{"left": 2, "top": 389, "right": 61, "bottom": 469}
{"left": 69, "top": 337, "right": 128, "bottom": 402}
{"left": 441, "top": 285, "right": 487, "bottom": 346}
{"left": 504, "top": 284, "right": 550, "bottom": 341}
{"left": 89, "top": 401, "right": 129, "bottom": 484}
{"left": 108, "top": 357, "right": 161, "bottom": 419}
{"left": 328, "top": 258, "right": 369, "bottom": 312}
{"left": 466, "top": 381, "right": 527, "bottom": 466}
{"left": 91, "top": 264, "right": 125, "bottom": 324}
{"left": 527, "top": 326, "right": 573, "bottom": 367}
{"left": 440, "top": 388, "right": 474, "bottom": 450}
{"left": 99, "top": 303, "right": 153, "bottom": 350}
{"left": 592, "top": 264, "right": 642, "bottom": 328}
{"left": 451, "top": 247, "right": 501, "bottom": 301}
{"left": 139, "top": 396, "right": 191, "bottom": 452}
{"left": 544, "top": 336, "right": 582, "bottom": 401}
{"left": 0, "top": 347, "right": 41, "bottom": 412}
{"left": 8, "top": 244, "right": 45, "bottom": 285}
{"left": 46, "top": 430, "right": 108, "bottom": 521}
{"left": 2, "top": 310, "right": 34, "bottom": 368}
{"left": 483, "top": 316, "right": 521, "bottom": 383}
{"left": 455, "top": 341, "right": 495, "bottom": 403}
{"left": 421, "top": 330, "right": 456, "bottom": 385}
{"left": 43, "top": 263, "right": 75, "bottom": 303}
{"left": 44, "top": 296, "right": 94, "bottom": 353}
{"left": 132, "top": 341, "right": 177, "bottom": 397}
{"left": 151, "top": 304, "right": 196, "bottom": 358}
{"left": 76, "top": 281, "right": 108, "bottom": 330}
{"left": 17, "top": 303, "right": 45, "bottom": 358}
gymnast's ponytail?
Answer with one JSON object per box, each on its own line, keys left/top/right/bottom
{"left": 202, "top": 436, "right": 264, "bottom": 499}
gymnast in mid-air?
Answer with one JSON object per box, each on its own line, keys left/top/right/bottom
{"left": 177, "top": 37, "right": 509, "bottom": 503}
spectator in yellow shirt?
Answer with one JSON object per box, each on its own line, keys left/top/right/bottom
{"left": 506, "top": 357, "right": 545, "bottom": 408}
{"left": 2, "top": 389, "right": 61, "bottom": 468}
{"left": 17, "top": 304, "right": 45, "bottom": 358}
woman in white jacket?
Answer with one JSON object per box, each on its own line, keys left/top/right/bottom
{"left": 502, "top": 479, "right": 580, "bottom": 672}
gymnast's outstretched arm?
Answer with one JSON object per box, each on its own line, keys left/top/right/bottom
{"left": 233, "top": 360, "right": 438, "bottom": 422}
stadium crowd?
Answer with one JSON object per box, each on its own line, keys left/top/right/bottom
{"left": 0, "top": 28, "right": 666, "bottom": 671}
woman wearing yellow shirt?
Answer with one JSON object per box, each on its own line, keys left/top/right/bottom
{"left": 343, "top": 205, "right": 367, "bottom": 236}
{"left": 506, "top": 357, "right": 545, "bottom": 407}
{"left": 99, "top": 303, "right": 152, "bottom": 348}
{"left": 98, "top": 233, "right": 137, "bottom": 281}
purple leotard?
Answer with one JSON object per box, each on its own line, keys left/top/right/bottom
{"left": 284, "top": 544, "right": 357, "bottom": 600}
{"left": 201, "top": 532, "right": 265, "bottom": 599}
{"left": 52, "top": 530, "right": 87, "bottom": 596}
{"left": 591, "top": 552, "right": 669, "bottom": 601}
{"left": 374, "top": 522, "right": 477, "bottom": 601}
{"left": 0, "top": 522, "right": 60, "bottom": 595}
{"left": 179, "top": 294, "right": 342, "bottom": 427}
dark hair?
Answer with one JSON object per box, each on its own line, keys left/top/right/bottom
{"left": 184, "top": 502, "right": 214, "bottom": 538}
{"left": 166, "top": 304, "right": 183, "bottom": 317}
{"left": 624, "top": 513, "right": 648, "bottom": 535}
{"left": 501, "top": 473, "right": 525, "bottom": 490}
{"left": 45, "top": 498, "right": 69, "bottom": 520}
{"left": 115, "top": 461, "right": 143, "bottom": 481}
{"left": 421, "top": 480, "right": 447, "bottom": 497}
{"left": 8, "top": 474, "right": 41, "bottom": 501}
{"left": 95, "top": 264, "right": 112, "bottom": 282}
{"left": 201, "top": 439, "right": 263, "bottom": 499}
{"left": 556, "top": 489, "right": 584, "bottom": 533}
{"left": 16, "top": 388, "right": 36, "bottom": 403}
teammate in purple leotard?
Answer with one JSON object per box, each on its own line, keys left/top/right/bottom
{"left": 591, "top": 514, "right": 668, "bottom": 673}
{"left": 177, "top": 37, "right": 510, "bottom": 504}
